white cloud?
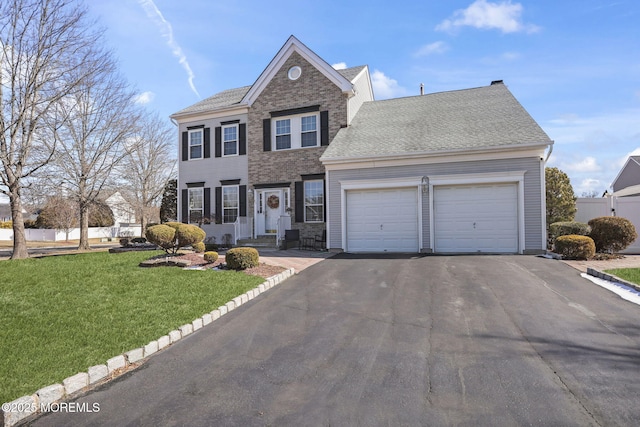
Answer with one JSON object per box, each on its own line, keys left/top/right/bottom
{"left": 332, "top": 62, "right": 347, "bottom": 70}
{"left": 371, "top": 69, "right": 408, "bottom": 100}
{"left": 414, "top": 41, "right": 449, "bottom": 57}
{"left": 138, "top": 0, "right": 200, "bottom": 98}
{"left": 436, "top": 0, "right": 540, "bottom": 34}
{"left": 561, "top": 156, "right": 601, "bottom": 173}
{"left": 133, "top": 91, "right": 155, "bottom": 105}
{"left": 576, "top": 178, "right": 604, "bottom": 196}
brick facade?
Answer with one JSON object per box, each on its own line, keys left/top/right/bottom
{"left": 247, "top": 51, "right": 348, "bottom": 239}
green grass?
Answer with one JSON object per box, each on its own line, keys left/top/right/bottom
{"left": 604, "top": 268, "right": 640, "bottom": 285}
{"left": 0, "top": 251, "right": 264, "bottom": 404}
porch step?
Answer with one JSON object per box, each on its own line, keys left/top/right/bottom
{"left": 236, "top": 235, "right": 278, "bottom": 249}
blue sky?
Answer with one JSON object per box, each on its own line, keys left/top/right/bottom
{"left": 87, "top": 0, "right": 640, "bottom": 196}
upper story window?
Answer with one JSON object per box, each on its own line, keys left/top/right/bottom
{"left": 222, "top": 124, "right": 238, "bottom": 156}
{"left": 272, "top": 113, "right": 319, "bottom": 150}
{"left": 189, "top": 129, "right": 203, "bottom": 159}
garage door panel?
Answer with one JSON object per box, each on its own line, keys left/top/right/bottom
{"left": 346, "top": 188, "right": 418, "bottom": 252}
{"left": 434, "top": 184, "right": 518, "bottom": 253}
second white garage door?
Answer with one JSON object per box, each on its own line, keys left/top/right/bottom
{"left": 434, "top": 183, "right": 519, "bottom": 253}
{"left": 346, "top": 188, "right": 419, "bottom": 252}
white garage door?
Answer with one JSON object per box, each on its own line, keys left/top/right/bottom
{"left": 346, "top": 188, "right": 419, "bottom": 252}
{"left": 434, "top": 183, "right": 518, "bottom": 253}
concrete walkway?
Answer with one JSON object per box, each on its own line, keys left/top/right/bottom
{"left": 256, "top": 248, "right": 334, "bottom": 272}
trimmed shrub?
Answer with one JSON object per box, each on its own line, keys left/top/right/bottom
{"left": 0, "top": 221, "right": 12, "bottom": 229}
{"left": 550, "top": 221, "right": 591, "bottom": 240}
{"left": 588, "top": 216, "right": 638, "bottom": 253}
{"left": 555, "top": 235, "right": 595, "bottom": 260}
{"left": 131, "top": 237, "right": 147, "bottom": 244}
{"left": 203, "top": 251, "right": 219, "bottom": 263}
{"left": 225, "top": 247, "right": 259, "bottom": 270}
{"left": 164, "top": 222, "right": 206, "bottom": 249}
{"left": 192, "top": 241, "right": 205, "bottom": 253}
{"left": 119, "top": 238, "right": 130, "bottom": 247}
{"left": 146, "top": 224, "right": 177, "bottom": 252}
{"left": 205, "top": 243, "right": 218, "bottom": 251}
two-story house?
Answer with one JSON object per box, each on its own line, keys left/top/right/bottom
{"left": 172, "top": 36, "right": 553, "bottom": 254}
{"left": 171, "top": 35, "right": 373, "bottom": 246}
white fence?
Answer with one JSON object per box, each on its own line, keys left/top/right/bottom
{"left": 575, "top": 196, "right": 640, "bottom": 253}
{"left": 0, "top": 226, "right": 142, "bottom": 242}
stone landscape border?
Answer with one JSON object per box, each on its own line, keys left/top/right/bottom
{"left": 586, "top": 267, "right": 640, "bottom": 293}
{"left": 1, "top": 268, "right": 295, "bottom": 427}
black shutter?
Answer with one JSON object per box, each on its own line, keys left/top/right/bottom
{"left": 204, "top": 128, "right": 211, "bottom": 158}
{"left": 181, "top": 189, "right": 188, "bottom": 223}
{"left": 239, "top": 123, "right": 246, "bottom": 155}
{"left": 214, "top": 126, "right": 222, "bottom": 158}
{"left": 320, "top": 111, "right": 329, "bottom": 146}
{"left": 263, "top": 119, "right": 271, "bottom": 151}
{"left": 295, "top": 181, "right": 304, "bottom": 223}
{"left": 323, "top": 180, "right": 327, "bottom": 223}
{"left": 182, "top": 132, "right": 188, "bottom": 161}
{"left": 204, "top": 187, "right": 211, "bottom": 221}
{"left": 239, "top": 185, "right": 247, "bottom": 217}
{"left": 215, "top": 187, "right": 222, "bottom": 223}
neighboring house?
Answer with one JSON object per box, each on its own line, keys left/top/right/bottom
{"left": 611, "top": 156, "right": 640, "bottom": 196}
{"left": 172, "top": 36, "right": 553, "bottom": 253}
{"left": 105, "top": 191, "right": 136, "bottom": 226}
{"left": 0, "top": 204, "right": 11, "bottom": 222}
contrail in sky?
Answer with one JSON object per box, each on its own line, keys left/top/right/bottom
{"left": 138, "top": 0, "right": 200, "bottom": 98}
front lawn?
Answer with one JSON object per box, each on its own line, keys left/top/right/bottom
{"left": 604, "top": 268, "right": 640, "bottom": 286}
{"left": 0, "top": 251, "right": 264, "bottom": 404}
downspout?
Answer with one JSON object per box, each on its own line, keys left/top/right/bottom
{"left": 543, "top": 142, "right": 553, "bottom": 164}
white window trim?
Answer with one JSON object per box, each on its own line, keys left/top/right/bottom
{"left": 304, "top": 180, "right": 324, "bottom": 223}
{"left": 188, "top": 187, "right": 204, "bottom": 224}
{"left": 272, "top": 112, "right": 319, "bottom": 150}
{"left": 222, "top": 123, "right": 239, "bottom": 157}
{"left": 188, "top": 129, "right": 203, "bottom": 160}
{"left": 222, "top": 185, "right": 239, "bottom": 224}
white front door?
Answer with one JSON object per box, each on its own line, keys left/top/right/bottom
{"left": 264, "top": 190, "right": 282, "bottom": 234}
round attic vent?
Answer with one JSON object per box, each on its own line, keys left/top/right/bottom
{"left": 287, "top": 66, "right": 302, "bottom": 81}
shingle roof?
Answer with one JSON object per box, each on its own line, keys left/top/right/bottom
{"left": 171, "top": 66, "right": 366, "bottom": 118}
{"left": 171, "top": 86, "right": 251, "bottom": 117}
{"left": 321, "top": 82, "right": 552, "bottom": 161}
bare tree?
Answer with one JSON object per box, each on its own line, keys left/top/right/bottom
{"left": 46, "top": 55, "right": 140, "bottom": 250}
{"left": 0, "top": 0, "right": 106, "bottom": 258}
{"left": 118, "top": 113, "right": 176, "bottom": 234}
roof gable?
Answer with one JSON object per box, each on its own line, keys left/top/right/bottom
{"left": 612, "top": 156, "right": 640, "bottom": 192}
{"left": 321, "top": 82, "right": 553, "bottom": 162}
{"left": 242, "top": 35, "right": 354, "bottom": 106}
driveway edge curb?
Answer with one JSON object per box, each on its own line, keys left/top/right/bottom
{"left": 586, "top": 267, "right": 640, "bottom": 292}
{"left": 1, "top": 267, "right": 295, "bottom": 427}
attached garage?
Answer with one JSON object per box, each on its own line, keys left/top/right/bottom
{"left": 433, "top": 183, "right": 519, "bottom": 253}
{"left": 345, "top": 187, "right": 419, "bottom": 252}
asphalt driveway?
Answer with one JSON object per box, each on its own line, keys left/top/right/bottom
{"left": 31, "top": 255, "right": 640, "bottom": 426}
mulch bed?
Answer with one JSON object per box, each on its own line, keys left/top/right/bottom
{"left": 146, "top": 252, "right": 287, "bottom": 278}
